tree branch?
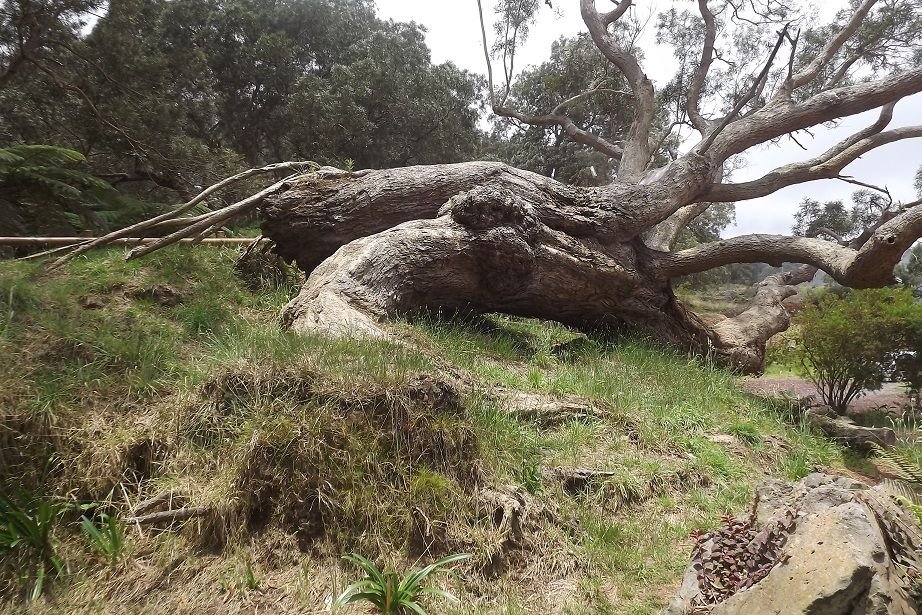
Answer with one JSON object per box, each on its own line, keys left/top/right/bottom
{"left": 788, "top": 0, "right": 880, "bottom": 91}
{"left": 697, "top": 24, "right": 790, "bottom": 154}
{"left": 709, "top": 66, "right": 922, "bottom": 161}
{"left": 48, "top": 161, "right": 317, "bottom": 269}
{"left": 660, "top": 204, "right": 922, "bottom": 288}
{"left": 601, "top": 0, "right": 632, "bottom": 27}
{"left": 494, "top": 106, "right": 624, "bottom": 158}
{"left": 705, "top": 119, "right": 921, "bottom": 202}
{"left": 686, "top": 0, "right": 718, "bottom": 132}
{"left": 579, "top": 0, "right": 655, "bottom": 181}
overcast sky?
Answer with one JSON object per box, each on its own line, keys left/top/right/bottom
{"left": 374, "top": 0, "right": 922, "bottom": 238}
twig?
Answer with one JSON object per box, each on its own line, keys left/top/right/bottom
{"left": 835, "top": 175, "right": 893, "bottom": 205}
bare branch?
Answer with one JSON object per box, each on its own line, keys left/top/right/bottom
{"left": 643, "top": 202, "right": 713, "bottom": 250}
{"left": 601, "top": 0, "right": 632, "bottom": 27}
{"left": 660, "top": 204, "right": 922, "bottom": 288}
{"left": 493, "top": 105, "right": 624, "bottom": 158}
{"left": 686, "top": 0, "right": 718, "bottom": 132}
{"left": 476, "top": 0, "right": 497, "bottom": 108}
{"left": 579, "top": 0, "right": 655, "bottom": 180}
{"left": 48, "top": 161, "right": 316, "bottom": 269}
{"left": 788, "top": 0, "right": 880, "bottom": 91}
{"left": 550, "top": 85, "right": 631, "bottom": 116}
{"left": 709, "top": 66, "right": 922, "bottom": 161}
{"left": 697, "top": 24, "right": 790, "bottom": 154}
{"left": 705, "top": 119, "right": 921, "bottom": 202}
{"left": 835, "top": 175, "right": 892, "bottom": 205}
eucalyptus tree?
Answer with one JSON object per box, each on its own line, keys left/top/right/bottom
{"left": 57, "top": 0, "right": 922, "bottom": 374}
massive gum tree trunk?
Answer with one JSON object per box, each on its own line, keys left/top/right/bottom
{"left": 261, "top": 161, "right": 719, "bottom": 358}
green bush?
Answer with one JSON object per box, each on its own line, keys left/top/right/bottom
{"left": 784, "top": 288, "right": 922, "bottom": 413}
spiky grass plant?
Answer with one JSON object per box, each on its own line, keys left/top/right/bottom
{"left": 80, "top": 513, "right": 125, "bottom": 566}
{"left": 335, "top": 552, "right": 471, "bottom": 614}
{"left": 0, "top": 491, "right": 65, "bottom": 599}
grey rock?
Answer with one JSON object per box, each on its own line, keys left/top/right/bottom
{"left": 665, "top": 473, "right": 918, "bottom": 615}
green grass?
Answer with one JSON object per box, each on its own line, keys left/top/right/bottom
{"left": 0, "top": 249, "right": 848, "bottom": 614}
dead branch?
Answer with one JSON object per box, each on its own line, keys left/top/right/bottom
{"left": 698, "top": 24, "right": 790, "bottom": 154}
{"left": 125, "top": 506, "right": 210, "bottom": 526}
{"left": 124, "top": 174, "right": 301, "bottom": 260}
{"left": 47, "top": 161, "right": 316, "bottom": 269}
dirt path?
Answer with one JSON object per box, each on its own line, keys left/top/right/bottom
{"left": 740, "top": 376, "right": 909, "bottom": 415}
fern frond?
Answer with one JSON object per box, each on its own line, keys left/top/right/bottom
{"left": 8, "top": 169, "right": 83, "bottom": 200}
{"left": 873, "top": 444, "right": 922, "bottom": 485}
{"left": 37, "top": 167, "right": 115, "bottom": 192}
{"left": 0, "top": 149, "right": 25, "bottom": 164}
{"left": 4, "top": 145, "right": 85, "bottom": 166}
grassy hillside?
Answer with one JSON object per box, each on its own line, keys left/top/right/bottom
{"left": 0, "top": 248, "right": 842, "bottom": 614}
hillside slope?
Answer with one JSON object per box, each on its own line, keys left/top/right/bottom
{"left": 0, "top": 248, "right": 842, "bottom": 614}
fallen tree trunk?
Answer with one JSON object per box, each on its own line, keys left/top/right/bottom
{"left": 258, "top": 161, "right": 796, "bottom": 373}
{"left": 267, "top": 167, "right": 720, "bottom": 363}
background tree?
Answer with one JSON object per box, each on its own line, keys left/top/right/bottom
{"left": 784, "top": 288, "right": 922, "bottom": 412}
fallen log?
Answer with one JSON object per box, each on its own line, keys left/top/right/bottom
{"left": 805, "top": 408, "right": 897, "bottom": 450}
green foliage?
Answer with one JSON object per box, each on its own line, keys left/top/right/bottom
{"left": 1, "top": 0, "right": 483, "bottom": 211}
{"left": 873, "top": 443, "right": 922, "bottom": 525}
{"left": 792, "top": 191, "right": 893, "bottom": 241}
{"left": 335, "top": 552, "right": 471, "bottom": 615}
{"left": 0, "top": 144, "right": 123, "bottom": 235}
{"left": 80, "top": 513, "right": 125, "bottom": 566}
{"left": 783, "top": 288, "right": 922, "bottom": 412}
{"left": 0, "top": 490, "right": 65, "bottom": 598}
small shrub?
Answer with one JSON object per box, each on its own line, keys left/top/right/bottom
{"left": 785, "top": 289, "right": 922, "bottom": 413}
{"left": 335, "top": 552, "right": 471, "bottom": 614}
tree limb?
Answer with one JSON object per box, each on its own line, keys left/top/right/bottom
{"left": 787, "top": 0, "right": 880, "bottom": 91}
{"left": 697, "top": 24, "right": 790, "bottom": 154}
{"left": 686, "top": 0, "right": 718, "bottom": 132}
{"left": 493, "top": 105, "right": 624, "bottom": 158}
{"left": 709, "top": 66, "right": 922, "bottom": 161}
{"left": 579, "top": 0, "right": 655, "bottom": 181}
{"left": 660, "top": 204, "right": 922, "bottom": 288}
{"left": 705, "top": 120, "right": 922, "bottom": 202}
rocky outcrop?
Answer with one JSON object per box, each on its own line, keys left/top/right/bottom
{"left": 805, "top": 408, "right": 897, "bottom": 450}
{"left": 666, "top": 474, "right": 921, "bottom": 614}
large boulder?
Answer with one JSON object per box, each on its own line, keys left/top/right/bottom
{"left": 666, "top": 474, "right": 921, "bottom": 614}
